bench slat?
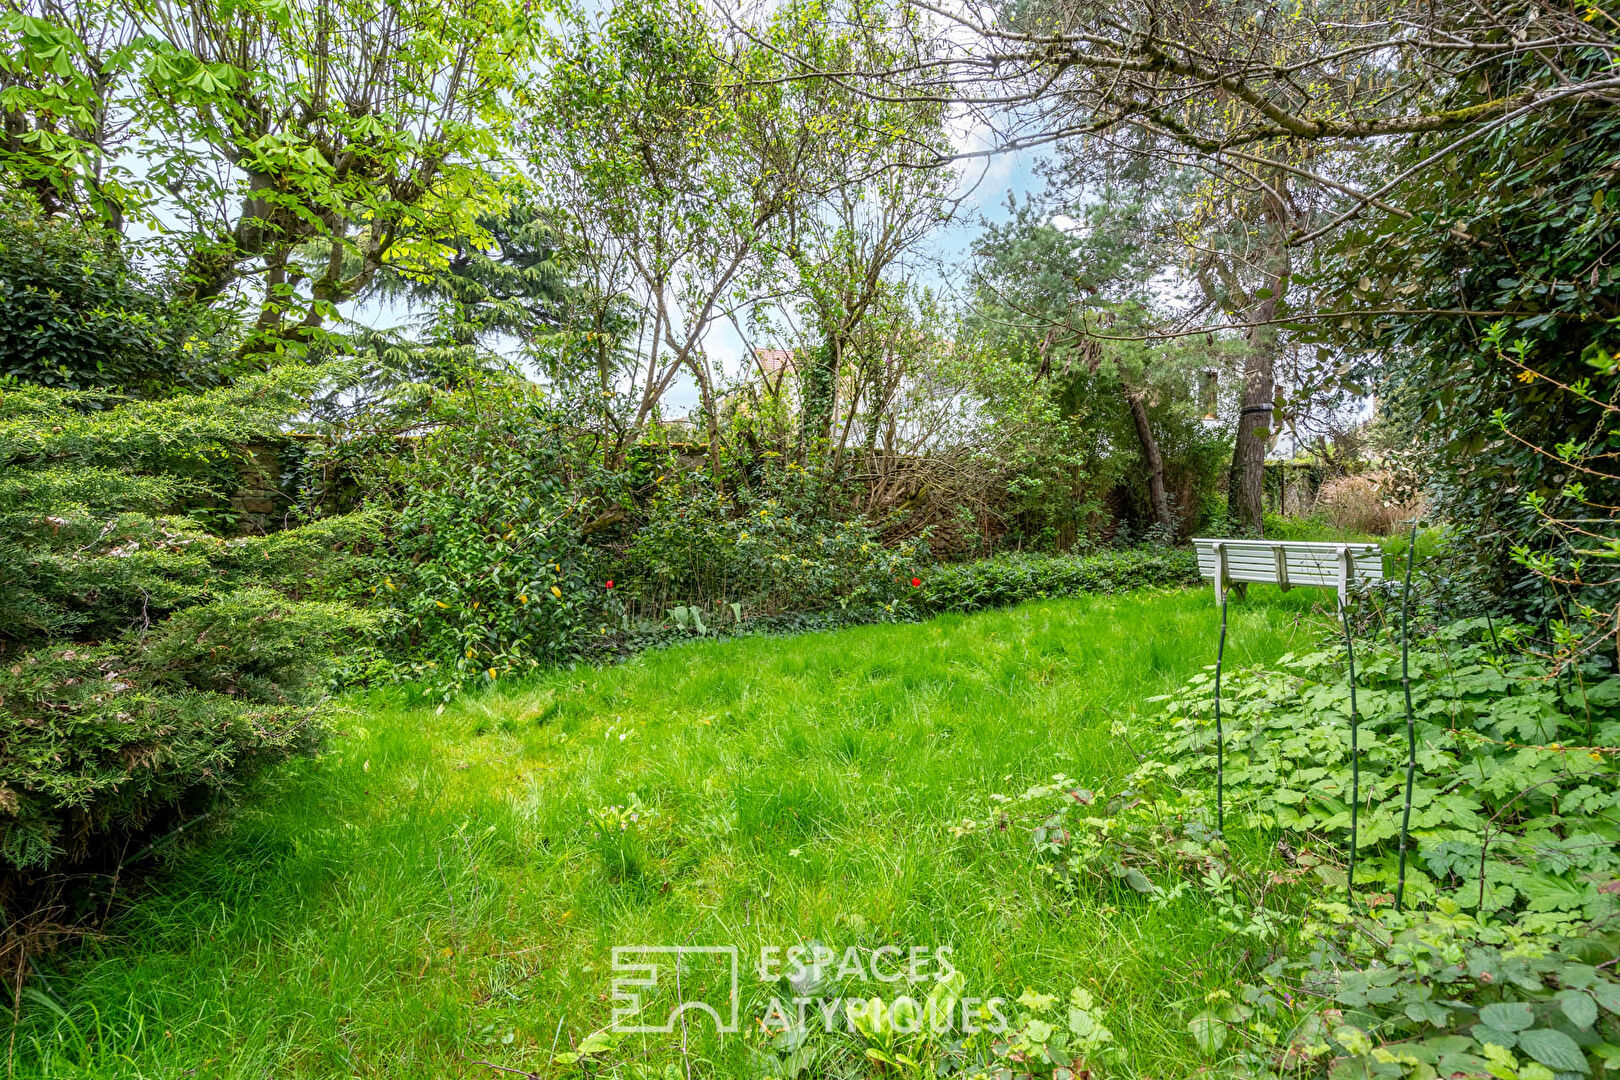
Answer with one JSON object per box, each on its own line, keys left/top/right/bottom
{"left": 1192, "top": 537, "right": 1385, "bottom": 607}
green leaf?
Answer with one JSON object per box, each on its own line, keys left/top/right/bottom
{"left": 1188, "top": 1011, "right": 1226, "bottom": 1056}
{"left": 1405, "top": 1000, "right": 1451, "bottom": 1027}
{"left": 1591, "top": 981, "right": 1620, "bottom": 1014}
{"left": 1472, "top": 1024, "right": 1519, "bottom": 1049}
{"left": 1479, "top": 1002, "right": 1535, "bottom": 1032}
{"left": 1515, "top": 1027, "right": 1589, "bottom": 1074}
{"left": 1557, "top": 989, "right": 1598, "bottom": 1030}
{"left": 575, "top": 1028, "right": 620, "bottom": 1054}
{"left": 1333, "top": 1024, "right": 1374, "bottom": 1056}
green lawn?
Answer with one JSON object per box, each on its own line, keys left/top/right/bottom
{"left": 16, "top": 586, "right": 1332, "bottom": 1079}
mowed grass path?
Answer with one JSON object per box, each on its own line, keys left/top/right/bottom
{"left": 18, "top": 586, "right": 1328, "bottom": 1078}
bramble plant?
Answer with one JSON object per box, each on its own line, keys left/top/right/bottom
{"left": 1151, "top": 620, "right": 1620, "bottom": 925}
{"left": 835, "top": 979, "right": 1119, "bottom": 1079}
{"left": 1229, "top": 901, "right": 1620, "bottom": 1079}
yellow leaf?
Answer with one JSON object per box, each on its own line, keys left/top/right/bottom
{"left": 550, "top": 586, "right": 563, "bottom": 599}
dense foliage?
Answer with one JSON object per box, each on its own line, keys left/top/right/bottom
{"left": 339, "top": 377, "right": 1202, "bottom": 699}
{"left": 5, "top": 10, "right": 1619, "bottom": 1074}
{"left": 966, "top": 194, "right": 1235, "bottom": 543}
{"left": 1322, "top": 50, "right": 1620, "bottom": 645}
{"left": 915, "top": 548, "right": 1198, "bottom": 615}
{"left": 1, "top": 590, "right": 363, "bottom": 877}
{"left": 964, "top": 610, "right": 1620, "bottom": 1078}
{"left": 1155, "top": 621, "right": 1618, "bottom": 924}
{"left": 1171, "top": 622, "right": 1620, "bottom": 1080}
{"left": 0, "top": 364, "right": 379, "bottom": 902}
{"left": 0, "top": 198, "right": 229, "bottom": 395}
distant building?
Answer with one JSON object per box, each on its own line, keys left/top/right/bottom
{"left": 752, "top": 348, "right": 798, "bottom": 380}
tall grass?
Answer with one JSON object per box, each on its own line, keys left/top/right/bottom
{"left": 1262, "top": 511, "right": 1447, "bottom": 566}
{"left": 11, "top": 586, "right": 1331, "bottom": 1079}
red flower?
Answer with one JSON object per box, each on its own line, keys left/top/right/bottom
{"left": 910, "top": 577, "right": 921, "bottom": 587}
{"left": 605, "top": 580, "right": 615, "bottom": 589}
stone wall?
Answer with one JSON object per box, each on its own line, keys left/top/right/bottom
{"left": 228, "top": 440, "right": 295, "bottom": 534}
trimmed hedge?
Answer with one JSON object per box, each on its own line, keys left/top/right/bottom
{"left": 915, "top": 547, "right": 1200, "bottom": 615}
{"left": 577, "top": 546, "right": 1203, "bottom": 661}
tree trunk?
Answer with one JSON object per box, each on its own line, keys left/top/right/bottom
{"left": 687, "top": 352, "right": 725, "bottom": 493}
{"left": 1228, "top": 267, "right": 1286, "bottom": 535}
{"left": 1127, "top": 390, "right": 1174, "bottom": 533}
{"left": 798, "top": 338, "right": 838, "bottom": 461}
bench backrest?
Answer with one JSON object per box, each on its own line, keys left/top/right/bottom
{"left": 1191, "top": 538, "right": 1384, "bottom": 607}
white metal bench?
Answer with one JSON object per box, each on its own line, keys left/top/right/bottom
{"left": 1192, "top": 538, "right": 1384, "bottom": 607}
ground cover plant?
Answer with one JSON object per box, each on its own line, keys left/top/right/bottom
{"left": 1145, "top": 619, "right": 1620, "bottom": 1077}
{"left": 10, "top": 587, "right": 1331, "bottom": 1078}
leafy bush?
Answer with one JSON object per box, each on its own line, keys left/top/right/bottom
{"left": 915, "top": 547, "right": 1199, "bottom": 615}
{"left": 966, "top": 614, "right": 1620, "bottom": 1076}
{"left": 620, "top": 456, "right": 927, "bottom": 620}
{"left": 358, "top": 381, "right": 935, "bottom": 694}
{"left": 1331, "top": 84, "right": 1620, "bottom": 621}
{"left": 1234, "top": 904, "right": 1620, "bottom": 1080}
{"left": 359, "top": 381, "right": 628, "bottom": 698}
{"left": 0, "top": 195, "right": 232, "bottom": 396}
{"left": 355, "top": 378, "right": 1199, "bottom": 693}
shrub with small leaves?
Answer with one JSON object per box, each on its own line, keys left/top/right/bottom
{"left": 1, "top": 366, "right": 380, "bottom": 911}
{"left": 1, "top": 589, "right": 370, "bottom": 876}
{"left": 915, "top": 548, "right": 1199, "bottom": 615}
